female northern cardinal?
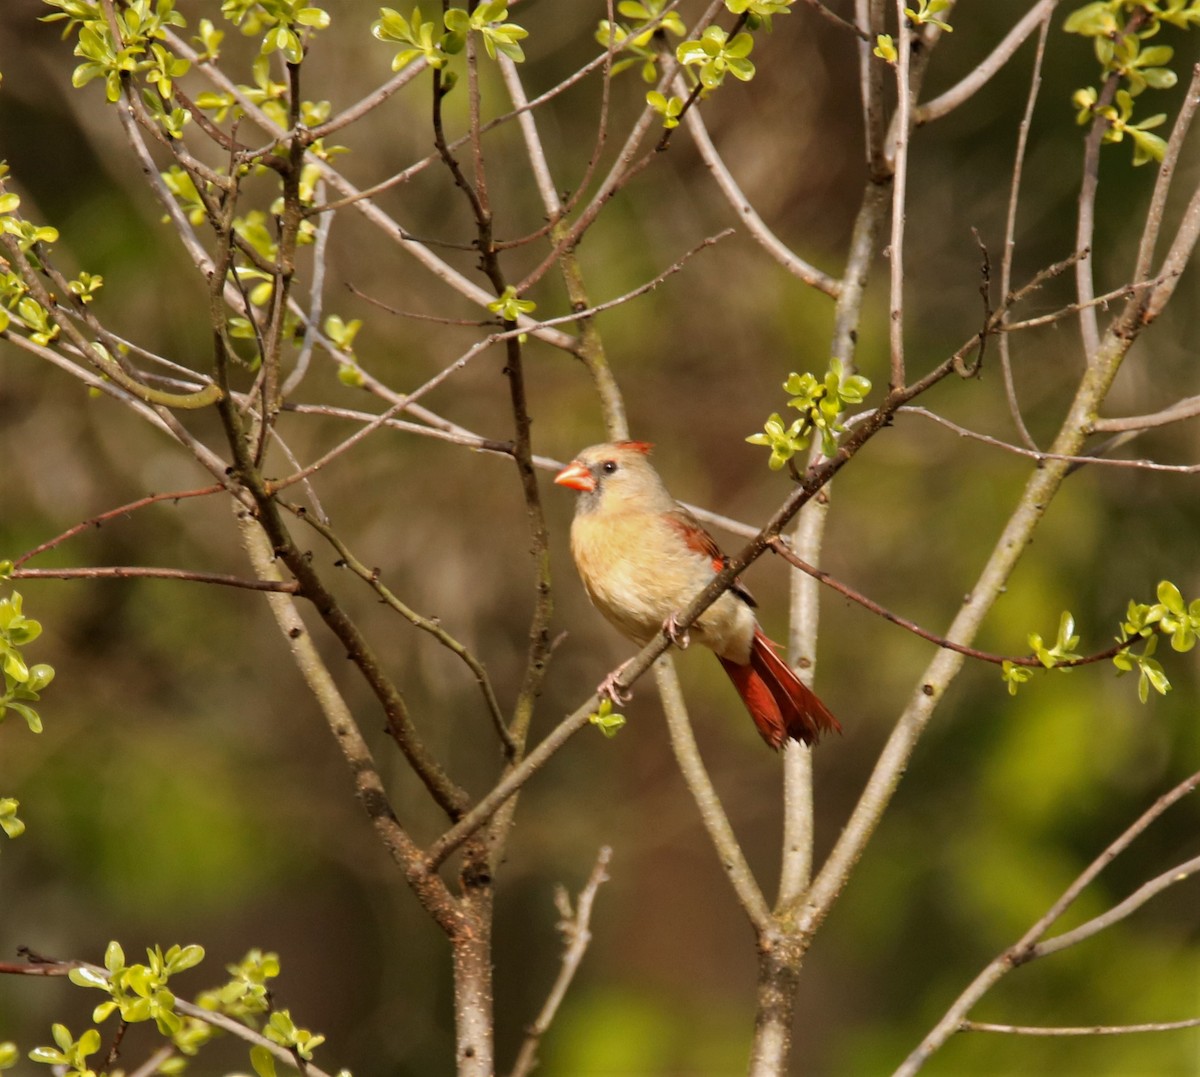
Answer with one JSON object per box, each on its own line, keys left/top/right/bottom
{"left": 554, "top": 440, "right": 840, "bottom": 748}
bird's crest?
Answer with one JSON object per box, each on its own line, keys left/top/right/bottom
{"left": 616, "top": 440, "right": 654, "bottom": 456}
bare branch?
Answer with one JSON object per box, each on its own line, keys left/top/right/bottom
{"left": 293, "top": 506, "right": 515, "bottom": 758}
{"left": 887, "top": 0, "right": 914, "bottom": 390}
{"left": 895, "top": 769, "right": 1200, "bottom": 1075}
{"left": 901, "top": 405, "right": 1200, "bottom": 473}
{"left": 655, "top": 658, "right": 774, "bottom": 932}
{"left": 997, "top": 11, "right": 1052, "bottom": 450}
{"left": 1092, "top": 393, "right": 1200, "bottom": 433}
{"left": 508, "top": 846, "right": 613, "bottom": 1077}
{"left": 8, "top": 566, "right": 299, "bottom": 592}
{"left": 1032, "top": 853, "right": 1200, "bottom": 960}
{"left": 682, "top": 80, "right": 840, "bottom": 297}
{"left": 236, "top": 513, "right": 463, "bottom": 931}
{"left": 1133, "top": 64, "right": 1200, "bottom": 287}
{"left": 915, "top": 1, "right": 1064, "bottom": 125}
{"left": 961, "top": 1018, "right": 1200, "bottom": 1037}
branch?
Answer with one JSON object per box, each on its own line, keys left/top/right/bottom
{"left": 799, "top": 0, "right": 870, "bottom": 39}
{"left": 0, "top": 953, "right": 338, "bottom": 1077}
{"left": 796, "top": 287, "right": 1157, "bottom": 944}
{"left": 235, "top": 513, "right": 462, "bottom": 933}
{"left": 655, "top": 658, "right": 773, "bottom": 932}
{"left": 902, "top": 405, "right": 1200, "bottom": 473}
{"left": 164, "top": 29, "right": 577, "bottom": 351}
{"left": 425, "top": 697, "right": 598, "bottom": 871}
{"left": 1092, "top": 393, "right": 1200, "bottom": 433}
{"left": 766, "top": 536, "right": 1131, "bottom": 670}
{"left": 960, "top": 1018, "right": 1200, "bottom": 1037}
{"left": 1133, "top": 63, "right": 1200, "bottom": 288}
{"left": 1031, "top": 853, "right": 1200, "bottom": 960}
{"left": 887, "top": 0, "right": 914, "bottom": 391}
{"left": 11, "top": 487, "right": 224, "bottom": 568}
{"left": 0, "top": 229, "right": 222, "bottom": 410}
{"left": 682, "top": 80, "right": 840, "bottom": 297}
{"left": 8, "top": 566, "right": 299, "bottom": 593}
{"left": 914, "top": 1, "right": 1064, "bottom": 125}
{"left": 292, "top": 505, "right": 514, "bottom": 758}
{"left": 997, "top": 10, "right": 1052, "bottom": 451}
{"left": 268, "top": 232, "right": 730, "bottom": 494}
{"left": 508, "top": 846, "right": 613, "bottom": 1077}
{"left": 894, "top": 768, "right": 1200, "bottom": 1075}
{"left": 1075, "top": 12, "right": 1149, "bottom": 361}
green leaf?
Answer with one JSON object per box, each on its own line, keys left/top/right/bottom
{"left": 1001, "top": 660, "right": 1033, "bottom": 695}
{"left": 1064, "top": 2, "right": 1120, "bottom": 37}
{"left": 68, "top": 966, "right": 110, "bottom": 991}
{"left": 589, "top": 697, "right": 627, "bottom": 737}
{"left": 105, "top": 940, "right": 126, "bottom": 973}
{"left": 486, "top": 285, "right": 535, "bottom": 320}
{"left": 250, "top": 1045, "right": 279, "bottom": 1077}
{"left": 0, "top": 798, "right": 24, "bottom": 841}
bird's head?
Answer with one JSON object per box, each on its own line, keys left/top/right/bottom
{"left": 553, "top": 441, "right": 669, "bottom": 512}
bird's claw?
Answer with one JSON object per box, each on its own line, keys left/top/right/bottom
{"left": 598, "top": 660, "right": 634, "bottom": 705}
{"left": 598, "top": 673, "right": 632, "bottom": 705}
{"left": 663, "top": 613, "right": 691, "bottom": 650}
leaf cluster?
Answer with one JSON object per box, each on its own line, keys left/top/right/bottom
{"left": 1063, "top": 0, "right": 1200, "bottom": 164}
{"left": 746, "top": 360, "right": 872, "bottom": 468}
{"left": 0, "top": 588, "right": 55, "bottom": 736}
{"left": 373, "top": 1, "right": 527, "bottom": 72}
{"left": 1114, "top": 579, "right": 1199, "bottom": 700}
{"left": 596, "top": 0, "right": 686, "bottom": 84}
{"left": 676, "top": 25, "right": 755, "bottom": 91}
{"left": 1002, "top": 580, "right": 1198, "bottom": 702}
{"left": 220, "top": 0, "right": 331, "bottom": 64}
{"left": 588, "top": 698, "right": 627, "bottom": 738}
{"left": 26, "top": 942, "right": 340, "bottom": 1075}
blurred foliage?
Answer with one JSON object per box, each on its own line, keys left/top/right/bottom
{"left": 0, "top": 0, "right": 1197, "bottom": 1074}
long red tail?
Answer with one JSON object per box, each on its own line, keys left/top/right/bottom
{"left": 718, "top": 628, "right": 841, "bottom": 749}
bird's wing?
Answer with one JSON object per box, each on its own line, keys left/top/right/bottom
{"left": 662, "top": 508, "right": 757, "bottom": 609}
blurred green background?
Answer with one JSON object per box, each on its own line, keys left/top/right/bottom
{"left": 0, "top": 1, "right": 1197, "bottom": 1073}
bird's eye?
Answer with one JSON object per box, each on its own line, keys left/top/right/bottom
{"left": 601, "top": 460, "right": 618, "bottom": 474}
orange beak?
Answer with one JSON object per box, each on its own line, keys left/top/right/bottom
{"left": 554, "top": 461, "right": 595, "bottom": 492}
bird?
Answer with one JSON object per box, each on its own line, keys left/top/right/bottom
{"left": 554, "top": 440, "right": 840, "bottom": 749}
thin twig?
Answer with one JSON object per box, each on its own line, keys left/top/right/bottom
{"left": 12, "top": 487, "right": 224, "bottom": 568}
{"left": 1031, "top": 853, "right": 1200, "bottom": 959}
{"left": 9, "top": 566, "right": 299, "bottom": 592}
{"left": 997, "top": 11, "right": 1051, "bottom": 450}
{"left": 961, "top": 1018, "right": 1200, "bottom": 1037}
{"left": 292, "top": 505, "right": 515, "bottom": 758}
{"left": 914, "top": 1, "right": 1063, "bottom": 125}
{"left": 508, "top": 847, "right": 614, "bottom": 1077}
{"left": 895, "top": 768, "right": 1200, "bottom": 1075}
{"left": 655, "top": 658, "right": 773, "bottom": 933}
{"left": 1133, "top": 63, "right": 1200, "bottom": 287}
{"left": 799, "top": 0, "right": 870, "bottom": 39}
{"left": 767, "top": 535, "right": 1132, "bottom": 669}
{"left": 901, "top": 405, "right": 1200, "bottom": 473}
{"left": 682, "top": 80, "right": 840, "bottom": 297}
{"left": 1092, "top": 393, "right": 1200, "bottom": 433}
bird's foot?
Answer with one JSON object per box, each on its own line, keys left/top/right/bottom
{"left": 597, "top": 659, "right": 634, "bottom": 705}
{"left": 663, "top": 612, "right": 691, "bottom": 650}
